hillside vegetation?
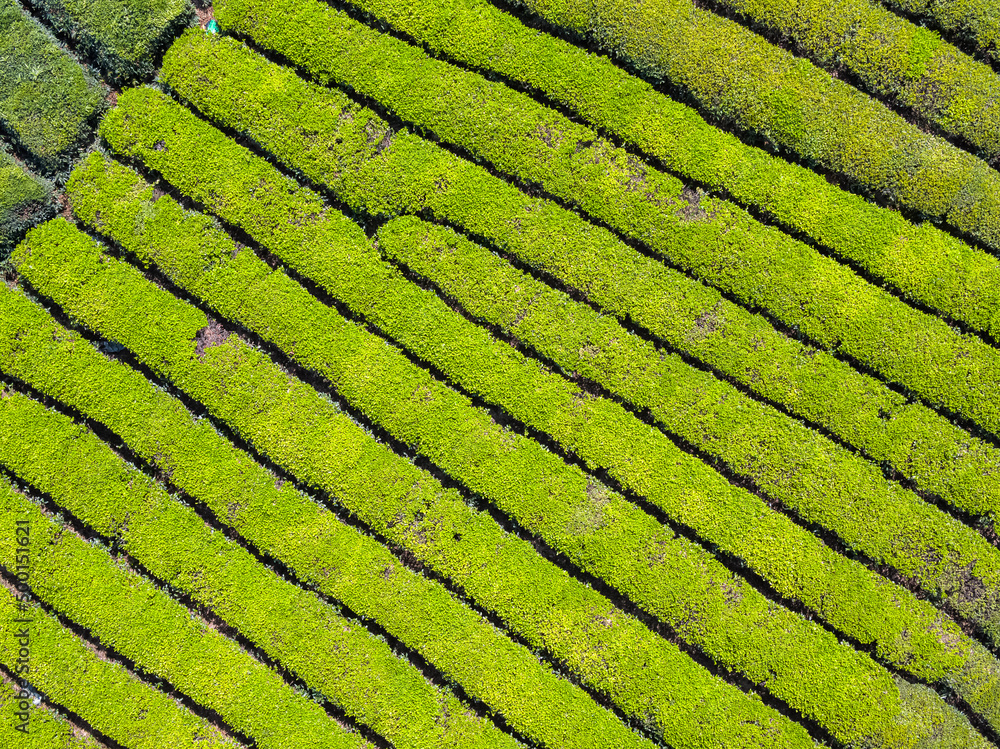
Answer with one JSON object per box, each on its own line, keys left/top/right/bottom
{"left": 1, "top": 0, "right": 999, "bottom": 746}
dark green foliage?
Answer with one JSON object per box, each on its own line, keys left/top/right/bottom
{"left": 343, "top": 0, "right": 1000, "bottom": 344}
{"left": 0, "top": 149, "right": 53, "bottom": 251}
{"left": 27, "top": 0, "right": 192, "bottom": 84}
{"left": 489, "top": 0, "right": 1000, "bottom": 253}
{"left": 709, "top": 0, "right": 1000, "bottom": 160}
{"left": 0, "top": 549, "right": 243, "bottom": 749}
{"left": 0, "top": 0, "right": 104, "bottom": 171}
{"left": 883, "top": 0, "right": 1000, "bottom": 68}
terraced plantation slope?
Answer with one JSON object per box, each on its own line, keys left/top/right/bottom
{"left": 4, "top": 0, "right": 1000, "bottom": 745}
{"left": 14, "top": 217, "right": 815, "bottom": 749}
{"left": 339, "top": 0, "right": 1000, "bottom": 344}
{"left": 0, "top": 291, "right": 672, "bottom": 749}
{"left": 148, "top": 27, "right": 995, "bottom": 600}
{"left": 2, "top": 484, "right": 370, "bottom": 749}
{"left": 146, "top": 31, "right": 1000, "bottom": 535}
{"left": 0, "top": 0, "right": 104, "bottom": 172}
{"left": 116, "top": 35, "right": 1000, "bottom": 651}
{"left": 58, "top": 150, "right": 995, "bottom": 748}
{"left": 180, "top": 19, "right": 1000, "bottom": 442}
{"left": 0, "top": 384, "right": 527, "bottom": 749}
{"left": 497, "top": 0, "right": 1000, "bottom": 253}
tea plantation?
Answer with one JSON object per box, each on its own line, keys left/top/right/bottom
{"left": 2, "top": 0, "right": 1000, "bottom": 746}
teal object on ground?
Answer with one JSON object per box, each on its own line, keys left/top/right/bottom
{"left": 206, "top": 18, "right": 220, "bottom": 33}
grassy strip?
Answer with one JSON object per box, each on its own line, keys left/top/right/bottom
{"left": 164, "top": 25, "right": 1000, "bottom": 439}
{"left": 881, "top": 0, "right": 1000, "bottom": 68}
{"left": 64, "top": 153, "right": 979, "bottom": 749}
{"left": 486, "top": 0, "right": 1000, "bottom": 254}
{"left": 149, "top": 33, "right": 1000, "bottom": 505}
{"left": 707, "top": 0, "right": 1000, "bottom": 160}
{"left": 96, "top": 82, "right": 1000, "bottom": 633}
{"left": 0, "top": 672, "right": 104, "bottom": 748}
{"left": 11, "top": 219, "right": 816, "bottom": 749}
{"left": 0, "top": 476, "right": 367, "bottom": 749}
{"left": 0, "top": 292, "right": 654, "bottom": 749}
{"left": 0, "top": 567, "right": 243, "bottom": 749}
{"left": 374, "top": 214, "right": 1000, "bottom": 733}
{"left": 341, "top": 0, "right": 1000, "bottom": 345}
{"left": 0, "top": 387, "right": 519, "bottom": 749}
{"left": 0, "top": 0, "right": 104, "bottom": 172}
{"left": 26, "top": 0, "right": 192, "bottom": 85}
{"left": 0, "top": 149, "right": 53, "bottom": 252}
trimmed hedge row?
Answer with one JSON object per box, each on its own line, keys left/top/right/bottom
{"left": 340, "top": 0, "right": 1000, "bottom": 344}
{"left": 0, "top": 149, "right": 53, "bottom": 252}
{"left": 0, "top": 674, "right": 105, "bottom": 748}
{"left": 12, "top": 219, "right": 815, "bottom": 749}
{"left": 0, "top": 475, "right": 365, "bottom": 749}
{"left": 375, "top": 215, "right": 1000, "bottom": 732}
{"left": 882, "top": 0, "right": 1000, "bottom": 68}
{"left": 0, "top": 0, "right": 104, "bottom": 172}
{"left": 25, "top": 0, "right": 192, "bottom": 85}
{"left": 708, "top": 0, "right": 1000, "bottom": 160}
{"left": 97, "top": 81, "right": 1000, "bottom": 612}
{"left": 0, "top": 289, "right": 652, "bottom": 749}
{"left": 0, "top": 550, "right": 244, "bottom": 749}
{"left": 69, "top": 146, "right": 1000, "bottom": 737}
{"left": 0, "top": 386, "right": 518, "bottom": 749}
{"left": 149, "top": 32, "right": 1000, "bottom": 514}
{"left": 64, "top": 153, "right": 983, "bottom": 749}
{"left": 490, "top": 0, "right": 1000, "bottom": 254}
{"left": 163, "top": 26, "right": 1000, "bottom": 439}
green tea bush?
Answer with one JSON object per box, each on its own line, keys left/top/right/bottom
{"left": 67, "top": 153, "right": 993, "bottom": 749}
{"left": 0, "top": 0, "right": 104, "bottom": 171}
{"left": 707, "top": 0, "right": 1000, "bottom": 160}
{"left": 0, "top": 561, "right": 244, "bottom": 749}
{"left": 882, "top": 0, "right": 1000, "bottom": 68}
{"left": 378, "top": 215, "right": 1000, "bottom": 735}
{"left": 486, "top": 0, "right": 1000, "bottom": 253}
{"left": 0, "top": 287, "right": 648, "bottom": 749}
{"left": 341, "top": 0, "right": 1000, "bottom": 344}
{"left": 0, "top": 149, "right": 53, "bottom": 252}
{"left": 26, "top": 0, "right": 192, "bottom": 84}
{"left": 0, "top": 386, "right": 519, "bottom": 749}
{"left": 164, "top": 27, "right": 1000, "bottom": 439}
{"left": 0, "top": 483, "right": 365, "bottom": 749}
{"left": 68, "top": 149, "right": 1000, "bottom": 738}
{"left": 128, "top": 48, "right": 1000, "bottom": 527}
{"left": 12, "top": 219, "right": 816, "bottom": 749}
{"left": 0, "top": 676, "right": 105, "bottom": 748}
